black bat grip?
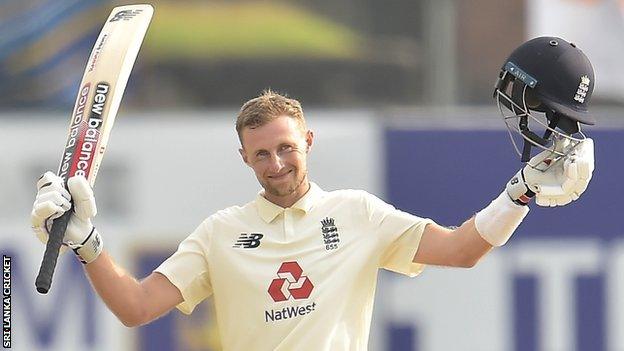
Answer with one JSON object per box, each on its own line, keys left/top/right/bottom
{"left": 35, "top": 208, "right": 72, "bottom": 294}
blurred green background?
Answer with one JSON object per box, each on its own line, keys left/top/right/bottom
{"left": 0, "top": 0, "right": 535, "bottom": 110}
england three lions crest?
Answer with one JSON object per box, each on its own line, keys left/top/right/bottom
{"left": 321, "top": 217, "right": 340, "bottom": 251}
{"left": 574, "top": 75, "right": 590, "bottom": 103}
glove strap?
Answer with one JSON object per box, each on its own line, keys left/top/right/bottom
{"left": 70, "top": 227, "right": 103, "bottom": 264}
{"left": 506, "top": 169, "right": 535, "bottom": 206}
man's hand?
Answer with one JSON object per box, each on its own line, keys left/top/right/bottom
{"left": 31, "top": 171, "right": 103, "bottom": 264}
{"left": 506, "top": 138, "right": 594, "bottom": 207}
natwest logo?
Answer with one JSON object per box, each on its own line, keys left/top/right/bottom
{"left": 268, "top": 261, "right": 314, "bottom": 302}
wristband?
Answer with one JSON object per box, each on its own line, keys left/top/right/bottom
{"left": 474, "top": 191, "right": 529, "bottom": 246}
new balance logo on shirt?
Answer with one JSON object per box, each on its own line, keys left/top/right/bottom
{"left": 233, "top": 233, "right": 264, "bottom": 248}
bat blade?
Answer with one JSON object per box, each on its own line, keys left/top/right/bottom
{"left": 35, "top": 4, "right": 153, "bottom": 294}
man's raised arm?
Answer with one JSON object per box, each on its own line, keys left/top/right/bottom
{"left": 414, "top": 138, "right": 594, "bottom": 267}
{"left": 31, "top": 172, "right": 183, "bottom": 327}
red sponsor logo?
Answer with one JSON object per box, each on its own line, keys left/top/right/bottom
{"left": 268, "top": 261, "right": 314, "bottom": 302}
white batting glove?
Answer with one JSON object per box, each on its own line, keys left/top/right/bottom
{"left": 506, "top": 138, "right": 594, "bottom": 207}
{"left": 31, "top": 171, "right": 103, "bottom": 264}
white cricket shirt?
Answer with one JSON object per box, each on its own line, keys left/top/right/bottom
{"left": 155, "top": 182, "right": 433, "bottom": 351}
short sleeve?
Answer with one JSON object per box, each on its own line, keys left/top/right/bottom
{"left": 154, "top": 220, "right": 213, "bottom": 314}
{"left": 363, "top": 192, "right": 434, "bottom": 277}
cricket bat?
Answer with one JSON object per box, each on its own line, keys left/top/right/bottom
{"left": 35, "top": 4, "right": 153, "bottom": 294}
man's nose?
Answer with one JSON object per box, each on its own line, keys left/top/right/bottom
{"left": 267, "top": 153, "right": 285, "bottom": 172}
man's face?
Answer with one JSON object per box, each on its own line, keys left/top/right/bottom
{"left": 240, "top": 116, "right": 313, "bottom": 203}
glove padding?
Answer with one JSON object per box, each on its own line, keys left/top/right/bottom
{"left": 31, "top": 171, "right": 103, "bottom": 264}
{"left": 506, "top": 138, "right": 594, "bottom": 207}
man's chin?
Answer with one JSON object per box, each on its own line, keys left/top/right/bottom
{"left": 265, "top": 183, "right": 296, "bottom": 197}
{"left": 260, "top": 172, "right": 307, "bottom": 198}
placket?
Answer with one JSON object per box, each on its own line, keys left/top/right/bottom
{"left": 283, "top": 208, "right": 294, "bottom": 240}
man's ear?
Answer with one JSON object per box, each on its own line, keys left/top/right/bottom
{"left": 239, "top": 148, "right": 250, "bottom": 165}
{"left": 305, "top": 130, "right": 314, "bottom": 152}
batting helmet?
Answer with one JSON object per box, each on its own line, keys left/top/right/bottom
{"left": 493, "top": 36, "right": 595, "bottom": 162}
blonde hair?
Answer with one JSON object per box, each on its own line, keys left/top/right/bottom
{"left": 236, "top": 89, "right": 306, "bottom": 143}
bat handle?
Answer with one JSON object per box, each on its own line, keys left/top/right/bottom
{"left": 35, "top": 208, "right": 72, "bottom": 294}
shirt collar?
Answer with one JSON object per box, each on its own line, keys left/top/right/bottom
{"left": 255, "top": 182, "right": 325, "bottom": 223}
